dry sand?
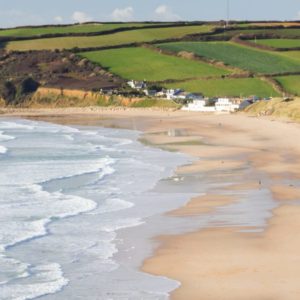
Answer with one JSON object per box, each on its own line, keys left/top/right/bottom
{"left": 2, "top": 108, "right": 300, "bottom": 299}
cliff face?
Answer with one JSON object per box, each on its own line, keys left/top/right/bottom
{"left": 0, "top": 50, "right": 124, "bottom": 106}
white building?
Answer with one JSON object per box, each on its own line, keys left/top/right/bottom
{"left": 182, "top": 99, "right": 216, "bottom": 112}
{"left": 215, "top": 98, "right": 239, "bottom": 112}
{"left": 127, "top": 80, "right": 147, "bottom": 90}
{"left": 176, "top": 91, "right": 189, "bottom": 100}
{"left": 166, "top": 89, "right": 183, "bottom": 100}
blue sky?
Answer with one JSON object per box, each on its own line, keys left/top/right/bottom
{"left": 0, "top": 0, "right": 299, "bottom": 28}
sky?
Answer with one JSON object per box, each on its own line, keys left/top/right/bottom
{"left": 0, "top": 0, "right": 300, "bottom": 28}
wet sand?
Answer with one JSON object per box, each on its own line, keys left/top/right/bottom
{"left": 2, "top": 108, "right": 300, "bottom": 299}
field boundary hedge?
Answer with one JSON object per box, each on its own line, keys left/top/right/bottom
{"left": 0, "top": 22, "right": 207, "bottom": 42}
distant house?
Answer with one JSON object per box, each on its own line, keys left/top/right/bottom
{"left": 100, "top": 88, "right": 114, "bottom": 95}
{"left": 155, "top": 89, "right": 167, "bottom": 98}
{"left": 186, "top": 93, "right": 204, "bottom": 101}
{"left": 166, "top": 89, "right": 183, "bottom": 100}
{"left": 127, "top": 80, "right": 147, "bottom": 90}
{"left": 176, "top": 91, "right": 190, "bottom": 100}
{"left": 144, "top": 89, "right": 158, "bottom": 97}
{"left": 251, "top": 95, "right": 261, "bottom": 102}
{"left": 182, "top": 98, "right": 216, "bottom": 112}
{"left": 168, "top": 90, "right": 204, "bottom": 100}
{"left": 215, "top": 98, "right": 239, "bottom": 112}
{"left": 239, "top": 100, "right": 253, "bottom": 110}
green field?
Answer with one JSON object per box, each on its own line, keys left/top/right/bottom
{"left": 215, "top": 28, "right": 300, "bottom": 38}
{"left": 158, "top": 42, "right": 300, "bottom": 74}
{"left": 236, "top": 23, "right": 300, "bottom": 28}
{"left": 0, "top": 23, "right": 164, "bottom": 37}
{"left": 254, "top": 39, "right": 300, "bottom": 48}
{"left": 80, "top": 47, "right": 229, "bottom": 81}
{"left": 275, "top": 75, "right": 300, "bottom": 96}
{"left": 277, "top": 50, "right": 300, "bottom": 63}
{"left": 6, "top": 25, "right": 213, "bottom": 51}
{"left": 164, "top": 78, "right": 280, "bottom": 97}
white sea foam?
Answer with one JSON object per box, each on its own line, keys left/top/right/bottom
{"left": 0, "top": 263, "right": 69, "bottom": 300}
{"left": 0, "top": 146, "right": 7, "bottom": 154}
{"left": 0, "top": 131, "right": 15, "bottom": 142}
{"left": 0, "top": 255, "right": 29, "bottom": 285}
{"left": 0, "top": 184, "right": 97, "bottom": 251}
{"left": 0, "top": 118, "right": 189, "bottom": 300}
{"left": 89, "top": 198, "right": 134, "bottom": 214}
{"left": 81, "top": 130, "right": 98, "bottom": 136}
{"left": 0, "top": 121, "right": 35, "bottom": 130}
{"left": 101, "top": 218, "right": 144, "bottom": 232}
{"left": 0, "top": 157, "right": 116, "bottom": 186}
{"left": 63, "top": 134, "right": 74, "bottom": 141}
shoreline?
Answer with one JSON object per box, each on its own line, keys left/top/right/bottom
{"left": 140, "top": 111, "right": 300, "bottom": 299}
{"left": 2, "top": 108, "right": 300, "bottom": 299}
{"left": 0, "top": 115, "right": 192, "bottom": 299}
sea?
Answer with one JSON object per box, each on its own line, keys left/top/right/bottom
{"left": 0, "top": 117, "right": 277, "bottom": 300}
{"left": 0, "top": 117, "right": 197, "bottom": 300}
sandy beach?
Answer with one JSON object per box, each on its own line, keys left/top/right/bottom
{"left": 2, "top": 107, "right": 300, "bottom": 299}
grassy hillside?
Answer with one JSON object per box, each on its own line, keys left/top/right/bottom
{"left": 81, "top": 47, "right": 229, "bottom": 81}
{"left": 254, "top": 39, "right": 300, "bottom": 48}
{"left": 275, "top": 75, "right": 300, "bottom": 96}
{"left": 215, "top": 28, "right": 300, "bottom": 38}
{"left": 237, "top": 23, "right": 300, "bottom": 28}
{"left": 277, "top": 51, "right": 300, "bottom": 63}
{"left": 158, "top": 42, "right": 300, "bottom": 74}
{"left": 0, "top": 23, "right": 163, "bottom": 37}
{"left": 245, "top": 97, "right": 300, "bottom": 121}
{"left": 164, "top": 77, "right": 280, "bottom": 98}
{"left": 19, "top": 87, "right": 180, "bottom": 109}
{"left": 2, "top": 21, "right": 300, "bottom": 109}
{"left": 6, "top": 25, "right": 213, "bottom": 51}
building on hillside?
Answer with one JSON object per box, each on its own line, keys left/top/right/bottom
{"left": 166, "top": 89, "right": 183, "bottom": 100}
{"left": 100, "top": 88, "right": 114, "bottom": 95}
{"left": 175, "top": 91, "right": 190, "bottom": 100}
{"left": 250, "top": 95, "right": 261, "bottom": 102}
{"left": 186, "top": 93, "right": 204, "bottom": 101}
{"left": 144, "top": 89, "right": 158, "bottom": 97}
{"left": 155, "top": 89, "right": 167, "bottom": 98}
{"left": 215, "top": 98, "right": 239, "bottom": 112}
{"left": 168, "top": 91, "right": 204, "bottom": 101}
{"left": 239, "top": 99, "right": 253, "bottom": 110}
{"left": 182, "top": 99, "right": 216, "bottom": 112}
{"left": 127, "top": 80, "right": 147, "bottom": 90}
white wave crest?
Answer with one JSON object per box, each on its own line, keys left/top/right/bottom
{"left": 0, "top": 146, "right": 7, "bottom": 154}
{"left": 0, "top": 263, "right": 69, "bottom": 300}
{"left": 0, "top": 131, "right": 15, "bottom": 142}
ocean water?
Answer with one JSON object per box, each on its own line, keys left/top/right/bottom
{"left": 0, "top": 118, "right": 195, "bottom": 300}
{"left": 0, "top": 117, "right": 277, "bottom": 300}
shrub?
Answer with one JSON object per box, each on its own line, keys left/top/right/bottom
{"left": 20, "top": 77, "right": 40, "bottom": 94}
{"left": 0, "top": 81, "right": 16, "bottom": 104}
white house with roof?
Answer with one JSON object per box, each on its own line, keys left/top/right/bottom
{"left": 127, "top": 80, "right": 147, "bottom": 90}
{"left": 176, "top": 91, "right": 190, "bottom": 100}
{"left": 182, "top": 99, "right": 216, "bottom": 112}
{"left": 166, "top": 89, "right": 183, "bottom": 100}
{"left": 186, "top": 93, "right": 204, "bottom": 101}
{"left": 215, "top": 98, "right": 239, "bottom": 112}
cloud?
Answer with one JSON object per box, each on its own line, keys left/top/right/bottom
{"left": 111, "top": 7, "right": 134, "bottom": 21}
{"left": 54, "top": 16, "right": 63, "bottom": 23}
{"left": 72, "top": 11, "right": 93, "bottom": 23}
{"left": 154, "top": 5, "right": 181, "bottom": 21}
